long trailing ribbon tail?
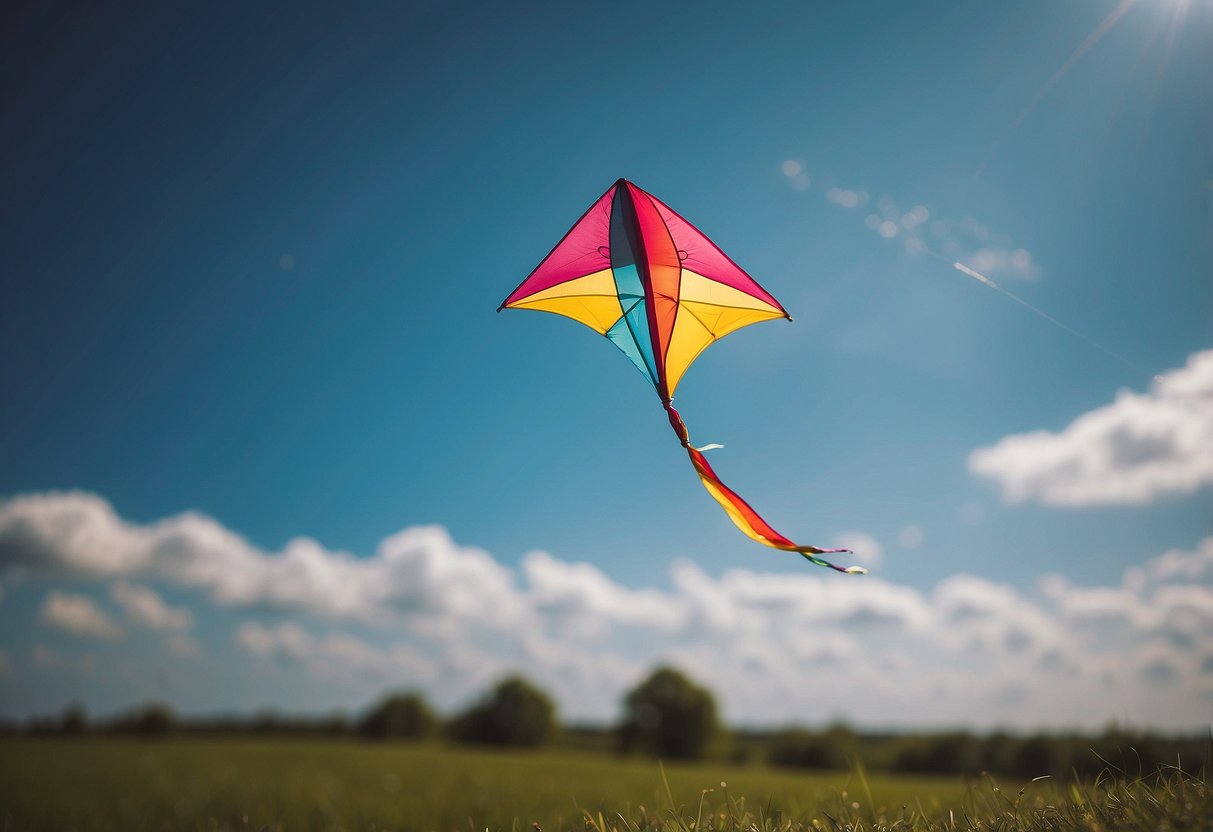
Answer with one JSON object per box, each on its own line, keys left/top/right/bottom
{"left": 665, "top": 404, "right": 866, "bottom": 575}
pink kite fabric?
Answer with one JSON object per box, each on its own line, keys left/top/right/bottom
{"left": 500, "top": 179, "right": 865, "bottom": 574}
{"left": 501, "top": 185, "right": 617, "bottom": 301}
{"left": 645, "top": 191, "right": 784, "bottom": 309}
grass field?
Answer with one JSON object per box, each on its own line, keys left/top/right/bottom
{"left": 0, "top": 738, "right": 1206, "bottom": 831}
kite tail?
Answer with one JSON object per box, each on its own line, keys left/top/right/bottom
{"left": 664, "top": 404, "right": 866, "bottom": 575}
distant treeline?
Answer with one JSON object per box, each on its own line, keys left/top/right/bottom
{"left": 4, "top": 667, "right": 1206, "bottom": 782}
{"left": 745, "top": 724, "right": 1208, "bottom": 781}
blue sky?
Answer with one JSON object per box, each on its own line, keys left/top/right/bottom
{"left": 1, "top": 0, "right": 1210, "bottom": 731}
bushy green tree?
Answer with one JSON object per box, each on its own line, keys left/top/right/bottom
{"left": 448, "top": 676, "right": 557, "bottom": 747}
{"left": 768, "top": 723, "right": 857, "bottom": 770}
{"left": 359, "top": 692, "right": 437, "bottom": 740}
{"left": 112, "top": 702, "right": 177, "bottom": 736}
{"left": 892, "top": 732, "right": 981, "bottom": 775}
{"left": 618, "top": 666, "right": 721, "bottom": 760}
{"left": 59, "top": 704, "right": 88, "bottom": 735}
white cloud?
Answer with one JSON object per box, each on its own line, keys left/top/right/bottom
{"left": 166, "top": 634, "right": 202, "bottom": 657}
{"left": 3, "top": 491, "right": 1211, "bottom": 730}
{"left": 898, "top": 525, "right": 924, "bottom": 549}
{"left": 235, "top": 620, "right": 308, "bottom": 662}
{"left": 780, "top": 160, "right": 810, "bottom": 190}
{"left": 0, "top": 492, "right": 524, "bottom": 629}
{"left": 0, "top": 493, "right": 150, "bottom": 577}
{"left": 969, "top": 350, "right": 1213, "bottom": 506}
{"left": 235, "top": 621, "right": 436, "bottom": 681}
{"left": 826, "top": 187, "right": 867, "bottom": 208}
{"left": 1047, "top": 579, "right": 1149, "bottom": 631}
{"left": 110, "top": 581, "right": 192, "bottom": 631}
{"left": 831, "top": 531, "right": 884, "bottom": 567}
{"left": 32, "top": 644, "right": 60, "bottom": 668}
{"left": 693, "top": 562, "right": 936, "bottom": 634}
{"left": 815, "top": 179, "right": 1040, "bottom": 280}
{"left": 968, "top": 247, "right": 1037, "bottom": 280}
{"left": 522, "top": 549, "right": 685, "bottom": 635}
{"left": 39, "top": 592, "right": 123, "bottom": 640}
{"left": 1145, "top": 537, "right": 1213, "bottom": 583}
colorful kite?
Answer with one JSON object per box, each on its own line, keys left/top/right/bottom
{"left": 500, "top": 179, "right": 865, "bottom": 574}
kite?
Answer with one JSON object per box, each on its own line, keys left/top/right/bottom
{"left": 499, "top": 179, "right": 865, "bottom": 574}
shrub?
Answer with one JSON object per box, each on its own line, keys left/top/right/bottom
{"left": 359, "top": 692, "right": 437, "bottom": 740}
{"left": 768, "top": 724, "right": 857, "bottom": 770}
{"left": 111, "top": 702, "right": 177, "bottom": 736}
{"left": 618, "top": 666, "right": 721, "bottom": 760}
{"left": 448, "top": 676, "right": 557, "bottom": 747}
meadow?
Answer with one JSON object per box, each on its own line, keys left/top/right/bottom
{"left": 0, "top": 738, "right": 1207, "bottom": 831}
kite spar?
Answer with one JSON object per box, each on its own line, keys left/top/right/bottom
{"left": 500, "top": 179, "right": 865, "bottom": 574}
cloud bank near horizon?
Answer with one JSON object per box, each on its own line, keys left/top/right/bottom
{"left": 1, "top": 491, "right": 1209, "bottom": 730}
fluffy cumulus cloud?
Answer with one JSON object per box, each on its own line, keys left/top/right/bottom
{"left": 1143, "top": 538, "right": 1213, "bottom": 583}
{"left": 234, "top": 621, "right": 436, "bottom": 681}
{"left": 522, "top": 550, "right": 685, "bottom": 636}
{"left": 39, "top": 592, "right": 123, "bottom": 640}
{"left": 1, "top": 492, "right": 1210, "bottom": 729}
{"left": 969, "top": 350, "right": 1213, "bottom": 506}
{"left": 0, "top": 491, "right": 524, "bottom": 627}
{"left": 110, "top": 581, "right": 192, "bottom": 631}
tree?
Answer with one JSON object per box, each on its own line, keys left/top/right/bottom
{"left": 618, "top": 666, "right": 721, "bottom": 760}
{"left": 448, "top": 676, "right": 557, "bottom": 747}
{"left": 359, "top": 692, "right": 437, "bottom": 740}
{"left": 112, "top": 702, "right": 177, "bottom": 736}
{"left": 892, "top": 732, "right": 981, "bottom": 775}
{"left": 59, "top": 704, "right": 88, "bottom": 735}
{"left": 768, "top": 723, "right": 857, "bottom": 770}
{"left": 1010, "top": 735, "right": 1065, "bottom": 779}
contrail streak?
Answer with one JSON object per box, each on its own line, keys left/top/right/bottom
{"left": 951, "top": 261, "right": 1161, "bottom": 382}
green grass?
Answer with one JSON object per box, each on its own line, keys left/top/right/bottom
{"left": 0, "top": 739, "right": 1206, "bottom": 831}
